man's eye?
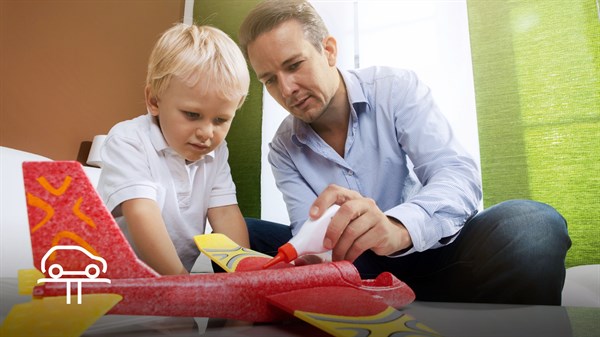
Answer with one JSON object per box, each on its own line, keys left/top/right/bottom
{"left": 289, "top": 61, "right": 302, "bottom": 71}
{"left": 214, "top": 118, "right": 228, "bottom": 125}
{"left": 264, "top": 77, "right": 275, "bottom": 86}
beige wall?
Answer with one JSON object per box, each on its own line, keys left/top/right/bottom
{"left": 0, "top": 0, "right": 184, "bottom": 161}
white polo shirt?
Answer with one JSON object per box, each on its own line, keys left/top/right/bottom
{"left": 97, "top": 113, "right": 238, "bottom": 271}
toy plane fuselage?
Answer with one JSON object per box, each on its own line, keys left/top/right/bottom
{"left": 2, "top": 161, "right": 426, "bottom": 337}
{"left": 33, "top": 258, "right": 408, "bottom": 322}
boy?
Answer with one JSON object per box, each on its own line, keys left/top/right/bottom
{"left": 98, "top": 23, "right": 250, "bottom": 275}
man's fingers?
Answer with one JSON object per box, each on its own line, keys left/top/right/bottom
{"left": 330, "top": 203, "right": 375, "bottom": 260}
{"left": 310, "top": 184, "right": 361, "bottom": 219}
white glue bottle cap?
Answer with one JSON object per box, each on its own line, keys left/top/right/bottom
{"left": 263, "top": 204, "right": 341, "bottom": 269}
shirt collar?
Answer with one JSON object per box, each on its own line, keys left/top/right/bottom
{"left": 339, "top": 68, "right": 370, "bottom": 114}
{"left": 146, "top": 112, "right": 215, "bottom": 164}
{"left": 291, "top": 68, "right": 368, "bottom": 145}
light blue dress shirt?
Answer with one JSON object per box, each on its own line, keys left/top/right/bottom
{"left": 268, "top": 66, "right": 482, "bottom": 255}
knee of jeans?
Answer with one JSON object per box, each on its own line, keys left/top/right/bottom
{"left": 474, "top": 201, "right": 562, "bottom": 244}
{"left": 494, "top": 200, "right": 570, "bottom": 251}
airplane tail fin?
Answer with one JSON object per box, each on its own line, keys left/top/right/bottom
{"left": 23, "top": 161, "right": 158, "bottom": 279}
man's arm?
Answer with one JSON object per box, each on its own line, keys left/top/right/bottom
{"left": 122, "top": 198, "right": 188, "bottom": 275}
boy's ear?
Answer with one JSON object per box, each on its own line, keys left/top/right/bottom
{"left": 144, "top": 86, "right": 160, "bottom": 116}
{"left": 322, "top": 35, "right": 337, "bottom": 67}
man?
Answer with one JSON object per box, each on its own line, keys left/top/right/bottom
{"left": 240, "top": 0, "right": 570, "bottom": 305}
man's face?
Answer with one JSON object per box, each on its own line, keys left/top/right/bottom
{"left": 146, "top": 76, "right": 238, "bottom": 162}
{"left": 247, "top": 20, "right": 338, "bottom": 124}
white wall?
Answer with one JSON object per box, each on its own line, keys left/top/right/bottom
{"left": 259, "top": 1, "right": 479, "bottom": 224}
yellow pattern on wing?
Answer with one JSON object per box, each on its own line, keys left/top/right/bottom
{"left": 194, "top": 233, "right": 270, "bottom": 272}
{"left": 36, "top": 175, "right": 72, "bottom": 196}
{"left": 26, "top": 193, "right": 55, "bottom": 233}
{"left": 72, "top": 197, "right": 97, "bottom": 228}
{"left": 294, "top": 306, "right": 441, "bottom": 337}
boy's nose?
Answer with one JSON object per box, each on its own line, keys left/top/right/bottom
{"left": 196, "top": 123, "right": 213, "bottom": 141}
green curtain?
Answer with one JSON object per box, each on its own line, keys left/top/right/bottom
{"left": 467, "top": 0, "right": 599, "bottom": 267}
{"left": 194, "top": 0, "right": 263, "bottom": 218}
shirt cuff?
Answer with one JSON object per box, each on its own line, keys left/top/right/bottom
{"left": 384, "top": 202, "right": 430, "bottom": 254}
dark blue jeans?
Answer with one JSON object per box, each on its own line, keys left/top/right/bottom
{"left": 246, "top": 199, "right": 571, "bottom": 305}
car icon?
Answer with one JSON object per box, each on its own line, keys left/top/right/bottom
{"left": 40, "top": 245, "right": 108, "bottom": 279}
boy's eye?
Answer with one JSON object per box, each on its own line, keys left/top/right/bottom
{"left": 214, "top": 117, "right": 229, "bottom": 125}
{"left": 184, "top": 111, "right": 200, "bottom": 119}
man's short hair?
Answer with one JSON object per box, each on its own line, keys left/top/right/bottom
{"left": 239, "top": 0, "right": 329, "bottom": 59}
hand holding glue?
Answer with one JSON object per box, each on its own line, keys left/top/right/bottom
{"left": 263, "top": 204, "right": 341, "bottom": 269}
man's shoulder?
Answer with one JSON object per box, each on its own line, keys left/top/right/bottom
{"left": 270, "top": 115, "right": 297, "bottom": 148}
{"left": 348, "top": 66, "right": 415, "bottom": 82}
{"left": 273, "top": 114, "right": 295, "bottom": 136}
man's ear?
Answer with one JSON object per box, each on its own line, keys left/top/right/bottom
{"left": 322, "top": 35, "right": 338, "bottom": 67}
{"left": 144, "top": 86, "right": 160, "bottom": 116}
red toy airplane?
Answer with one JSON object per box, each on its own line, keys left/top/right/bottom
{"left": 0, "top": 161, "right": 439, "bottom": 337}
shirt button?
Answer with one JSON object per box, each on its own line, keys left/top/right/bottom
{"left": 347, "top": 170, "right": 354, "bottom": 176}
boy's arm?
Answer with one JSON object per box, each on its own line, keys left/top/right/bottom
{"left": 121, "top": 198, "right": 188, "bottom": 275}
{"left": 207, "top": 204, "right": 250, "bottom": 248}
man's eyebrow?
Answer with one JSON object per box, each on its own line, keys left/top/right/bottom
{"left": 256, "top": 54, "right": 303, "bottom": 80}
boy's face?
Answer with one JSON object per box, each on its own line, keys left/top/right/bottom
{"left": 146, "top": 76, "right": 238, "bottom": 162}
{"left": 247, "top": 20, "right": 338, "bottom": 124}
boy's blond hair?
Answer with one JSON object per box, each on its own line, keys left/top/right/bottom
{"left": 146, "top": 23, "right": 250, "bottom": 108}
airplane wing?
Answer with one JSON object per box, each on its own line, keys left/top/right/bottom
{"left": 196, "top": 235, "right": 433, "bottom": 337}
{"left": 1, "top": 293, "right": 122, "bottom": 337}
{"left": 194, "top": 233, "right": 294, "bottom": 272}
{"left": 267, "top": 287, "right": 440, "bottom": 337}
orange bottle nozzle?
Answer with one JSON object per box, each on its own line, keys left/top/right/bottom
{"left": 262, "top": 253, "right": 285, "bottom": 269}
{"left": 262, "top": 242, "right": 298, "bottom": 269}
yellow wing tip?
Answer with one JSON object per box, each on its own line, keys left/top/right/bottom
{"left": 193, "top": 233, "right": 232, "bottom": 249}
{"left": 294, "top": 307, "right": 441, "bottom": 337}
{"left": 17, "top": 269, "right": 45, "bottom": 295}
{"left": 1, "top": 294, "right": 122, "bottom": 337}
{"left": 194, "top": 233, "right": 272, "bottom": 273}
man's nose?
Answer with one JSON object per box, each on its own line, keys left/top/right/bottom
{"left": 280, "top": 74, "right": 298, "bottom": 99}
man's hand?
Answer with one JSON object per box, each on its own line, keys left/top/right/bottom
{"left": 310, "top": 184, "right": 413, "bottom": 262}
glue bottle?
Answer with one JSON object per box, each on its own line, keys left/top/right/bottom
{"left": 262, "top": 204, "right": 341, "bottom": 269}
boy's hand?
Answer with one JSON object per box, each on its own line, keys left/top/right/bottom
{"left": 311, "top": 184, "right": 413, "bottom": 263}
{"left": 122, "top": 198, "right": 188, "bottom": 275}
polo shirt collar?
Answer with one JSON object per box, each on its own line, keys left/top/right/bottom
{"left": 146, "top": 112, "right": 215, "bottom": 163}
